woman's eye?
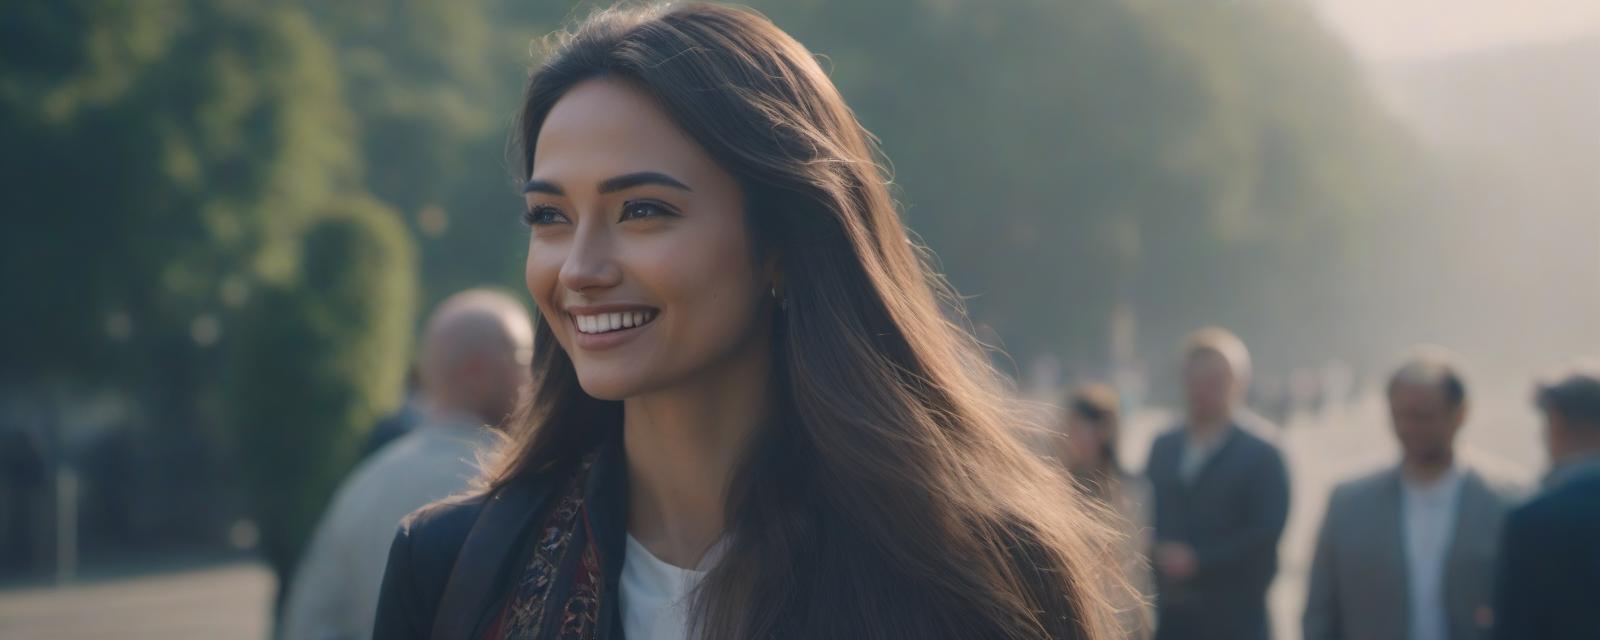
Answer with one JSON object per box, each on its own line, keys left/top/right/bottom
{"left": 522, "top": 205, "right": 568, "bottom": 227}
{"left": 619, "top": 200, "right": 676, "bottom": 222}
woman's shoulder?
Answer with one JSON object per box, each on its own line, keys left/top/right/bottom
{"left": 377, "top": 471, "right": 568, "bottom": 639}
{"left": 393, "top": 492, "right": 497, "bottom": 598}
{"left": 390, "top": 472, "right": 563, "bottom": 585}
{"left": 376, "top": 491, "right": 497, "bottom": 639}
{"left": 395, "top": 491, "right": 494, "bottom": 569}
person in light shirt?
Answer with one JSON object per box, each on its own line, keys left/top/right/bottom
{"left": 280, "top": 289, "right": 532, "bottom": 640}
{"left": 1304, "top": 352, "right": 1521, "bottom": 640}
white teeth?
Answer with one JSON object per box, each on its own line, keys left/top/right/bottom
{"left": 573, "top": 311, "right": 656, "bottom": 334}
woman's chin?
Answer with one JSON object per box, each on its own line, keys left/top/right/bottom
{"left": 574, "top": 370, "right": 649, "bottom": 402}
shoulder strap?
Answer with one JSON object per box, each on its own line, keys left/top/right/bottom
{"left": 431, "top": 478, "right": 549, "bottom": 640}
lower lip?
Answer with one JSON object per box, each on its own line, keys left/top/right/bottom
{"left": 571, "top": 316, "right": 656, "bottom": 351}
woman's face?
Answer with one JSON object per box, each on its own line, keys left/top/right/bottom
{"left": 524, "top": 78, "right": 773, "bottom": 401}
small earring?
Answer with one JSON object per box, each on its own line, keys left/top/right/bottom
{"left": 770, "top": 286, "right": 787, "bottom": 310}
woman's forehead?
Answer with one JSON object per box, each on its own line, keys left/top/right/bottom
{"left": 530, "top": 78, "right": 714, "bottom": 185}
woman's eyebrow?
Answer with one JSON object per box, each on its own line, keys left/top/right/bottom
{"left": 597, "top": 171, "right": 692, "bottom": 194}
{"left": 523, "top": 179, "right": 564, "bottom": 195}
{"left": 523, "top": 172, "right": 692, "bottom": 195}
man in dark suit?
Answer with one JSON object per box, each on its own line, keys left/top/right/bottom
{"left": 1493, "top": 366, "right": 1600, "bottom": 640}
{"left": 1146, "top": 327, "right": 1289, "bottom": 640}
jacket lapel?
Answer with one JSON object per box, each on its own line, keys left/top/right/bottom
{"left": 1377, "top": 467, "right": 1410, "bottom": 635}
{"left": 434, "top": 477, "right": 554, "bottom": 640}
{"left": 584, "top": 435, "right": 629, "bottom": 639}
{"left": 1443, "top": 469, "right": 1488, "bottom": 638}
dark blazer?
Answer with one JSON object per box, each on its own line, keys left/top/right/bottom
{"left": 1145, "top": 423, "right": 1290, "bottom": 640}
{"left": 372, "top": 435, "right": 630, "bottom": 640}
{"left": 1302, "top": 464, "right": 1519, "bottom": 640}
{"left": 1492, "top": 463, "right": 1600, "bottom": 640}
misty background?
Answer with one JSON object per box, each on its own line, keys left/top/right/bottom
{"left": 0, "top": 0, "right": 1595, "bottom": 637}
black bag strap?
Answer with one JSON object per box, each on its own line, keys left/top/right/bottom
{"left": 431, "top": 478, "right": 548, "bottom": 640}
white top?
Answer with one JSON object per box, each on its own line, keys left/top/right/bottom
{"left": 621, "top": 534, "right": 708, "bottom": 640}
{"left": 281, "top": 413, "right": 497, "bottom": 640}
{"left": 1400, "top": 464, "right": 1465, "bottom": 640}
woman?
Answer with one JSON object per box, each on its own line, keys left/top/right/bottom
{"left": 374, "top": 4, "right": 1123, "bottom": 639}
{"left": 1060, "top": 384, "right": 1155, "bottom": 639}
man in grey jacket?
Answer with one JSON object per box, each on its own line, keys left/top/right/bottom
{"left": 281, "top": 289, "right": 533, "bottom": 640}
{"left": 1303, "top": 353, "right": 1521, "bottom": 640}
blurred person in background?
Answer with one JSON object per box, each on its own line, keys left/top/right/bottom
{"left": 1062, "top": 383, "right": 1155, "bottom": 639}
{"left": 374, "top": 5, "right": 1128, "bottom": 639}
{"left": 1493, "top": 365, "right": 1600, "bottom": 640}
{"left": 280, "top": 289, "right": 532, "bottom": 640}
{"left": 1145, "top": 327, "right": 1289, "bottom": 640}
{"left": 358, "top": 366, "right": 425, "bottom": 460}
{"left": 1304, "top": 353, "right": 1519, "bottom": 640}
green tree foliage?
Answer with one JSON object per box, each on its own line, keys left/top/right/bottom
{"left": 292, "top": 0, "right": 557, "bottom": 309}
{"left": 0, "top": 1, "right": 420, "bottom": 582}
{"left": 0, "top": 0, "right": 357, "bottom": 385}
{"left": 224, "top": 195, "right": 416, "bottom": 590}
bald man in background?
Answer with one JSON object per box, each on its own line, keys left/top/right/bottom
{"left": 282, "top": 289, "right": 532, "bottom": 640}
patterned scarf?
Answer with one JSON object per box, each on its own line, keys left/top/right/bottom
{"left": 484, "top": 452, "right": 606, "bottom": 639}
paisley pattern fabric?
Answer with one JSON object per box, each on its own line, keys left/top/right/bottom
{"left": 487, "top": 452, "right": 603, "bottom": 640}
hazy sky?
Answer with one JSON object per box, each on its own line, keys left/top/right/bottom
{"left": 1311, "top": 0, "right": 1600, "bottom": 60}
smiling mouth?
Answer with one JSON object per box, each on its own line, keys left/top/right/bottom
{"left": 571, "top": 310, "right": 658, "bottom": 335}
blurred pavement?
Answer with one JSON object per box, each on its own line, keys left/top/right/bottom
{"left": 0, "top": 558, "right": 271, "bottom": 640}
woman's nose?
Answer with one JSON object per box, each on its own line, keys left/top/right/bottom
{"left": 558, "top": 220, "right": 623, "bottom": 293}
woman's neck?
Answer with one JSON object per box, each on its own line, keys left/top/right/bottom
{"left": 623, "top": 343, "right": 774, "bottom": 569}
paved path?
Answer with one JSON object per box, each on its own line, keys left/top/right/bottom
{"left": 0, "top": 559, "right": 273, "bottom": 640}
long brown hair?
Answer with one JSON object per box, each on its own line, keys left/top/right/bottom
{"left": 487, "top": 4, "right": 1122, "bottom": 638}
